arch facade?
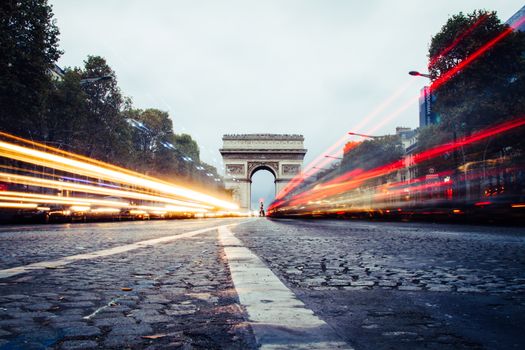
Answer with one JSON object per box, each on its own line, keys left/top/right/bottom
{"left": 220, "top": 134, "right": 307, "bottom": 210}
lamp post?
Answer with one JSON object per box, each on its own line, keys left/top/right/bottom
{"left": 80, "top": 76, "right": 113, "bottom": 85}
{"left": 408, "top": 71, "right": 431, "bottom": 79}
{"left": 324, "top": 155, "right": 342, "bottom": 160}
{"left": 348, "top": 132, "right": 380, "bottom": 139}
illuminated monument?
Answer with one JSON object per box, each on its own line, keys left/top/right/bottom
{"left": 220, "top": 134, "right": 307, "bottom": 210}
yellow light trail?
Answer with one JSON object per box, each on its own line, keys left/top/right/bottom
{"left": 0, "top": 139, "right": 238, "bottom": 210}
{"left": 0, "top": 191, "right": 129, "bottom": 207}
{"left": 0, "top": 202, "right": 38, "bottom": 209}
{"left": 90, "top": 208, "right": 120, "bottom": 214}
{"left": 70, "top": 205, "right": 90, "bottom": 212}
{"left": 0, "top": 172, "right": 212, "bottom": 210}
{"left": 0, "top": 164, "right": 209, "bottom": 201}
{"left": 0, "top": 132, "right": 177, "bottom": 184}
{"left": 0, "top": 195, "right": 87, "bottom": 206}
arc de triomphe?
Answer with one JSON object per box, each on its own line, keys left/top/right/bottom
{"left": 220, "top": 134, "right": 307, "bottom": 210}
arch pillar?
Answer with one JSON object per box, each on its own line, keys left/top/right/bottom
{"left": 220, "top": 134, "right": 307, "bottom": 211}
{"left": 226, "top": 178, "right": 251, "bottom": 211}
{"left": 275, "top": 178, "right": 292, "bottom": 196}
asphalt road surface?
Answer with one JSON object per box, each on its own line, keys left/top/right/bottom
{"left": 0, "top": 218, "right": 524, "bottom": 349}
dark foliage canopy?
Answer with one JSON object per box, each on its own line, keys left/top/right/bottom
{"left": 0, "top": 0, "right": 223, "bottom": 191}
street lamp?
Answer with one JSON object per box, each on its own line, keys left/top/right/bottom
{"left": 408, "top": 71, "right": 431, "bottom": 79}
{"left": 80, "top": 76, "right": 113, "bottom": 85}
{"left": 348, "top": 132, "right": 380, "bottom": 139}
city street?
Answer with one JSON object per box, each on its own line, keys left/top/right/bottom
{"left": 0, "top": 219, "right": 523, "bottom": 349}
{"left": 2, "top": 1, "right": 525, "bottom": 349}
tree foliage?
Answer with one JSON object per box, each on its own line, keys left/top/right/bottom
{"left": 0, "top": 0, "right": 62, "bottom": 137}
{"left": 341, "top": 135, "right": 404, "bottom": 174}
{"left": 0, "top": 0, "right": 224, "bottom": 193}
{"left": 80, "top": 56, "right": 132, "bottom": 163}
{"left": 419, "top": 9, "right": 525, "bottom": 193}
{"left": 44, "top": 68, "right": 89, "bottom": 149}
{"left": 428, "top": 10, "right": 525, "bottom": 135}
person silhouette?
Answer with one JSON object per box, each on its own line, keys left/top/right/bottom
{"left": 259, "top": 201, "right": 265, "bottom": 217}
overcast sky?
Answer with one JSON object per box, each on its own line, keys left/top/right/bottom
{"left": 50, "top": 0, "right": 524, "bottom": 208}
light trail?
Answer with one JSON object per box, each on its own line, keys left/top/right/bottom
{"left": 0, "top": 202, "right": 38, "bottom": 209}
{"left": 275, "top": 80, "right": 416, "bottom": 201}
{"left": 0, "top": 131, "right": 174, "bottom": 185}
{"left": 0, "top": 172, "right": 213, "bottom": 210}
{"left": 359, "top": 93, "right": 419, "bottom": 136}
{"left": 0, "top": 134, "right": 238, "bottom": 210}
{"left": 0, "top": 195, "right": 89, "bottom": 207}
{"left": 272, "top": 14, "right": 525, "bottom": 209}
{"left": 0, "top": 191, "right": 130, "bottom": 207}
{"left": 283, "top": 116, "right": 525, "bottom": 208}
{"left": 0, "top": 165, "right": 130, "bottom": 192}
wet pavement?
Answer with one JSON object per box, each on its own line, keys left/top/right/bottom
{"left": 0, "top": 218, "right": 524, "bottom": 349}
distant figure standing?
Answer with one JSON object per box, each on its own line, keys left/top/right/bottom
{"left": 259, "top": 201, "right": 265, "bottom": 217}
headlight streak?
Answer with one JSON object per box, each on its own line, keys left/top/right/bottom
{"left": 0, "top": 164, "right": 126, "bottom": 192}
{"left": 0, "top": 202, "right": 38, "bottom": 209}
{"left": 0, "top": 131, "right": 176, "bottom": 184}
{"left": 0, "top": 133, "right": 242, "bottom": 215}
{"left": 0, "top": 191, "right": 130, "bottom": 207}
{"left": 70, "top": 205, "right": 91, "bottom": 212}
{"left": 0, "top": 172, "right": 213, "bottom": 210}
{"left": 0, "top": 140, "right": 237, "bottom": 210}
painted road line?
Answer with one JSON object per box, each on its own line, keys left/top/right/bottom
{"left": 219, "top": 225, "right": 352, "bottom": 350}
{"left": 0, "top": 222, "right": 246, "bottom": 279}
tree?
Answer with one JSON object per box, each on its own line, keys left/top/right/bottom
{"left": 173, "top": 134, "right": 200, "bottom": 162}
{"left": 124, "top": 108, "right": 213, "bottom": 184}
{"left": 428, "top": 10, "right": 525, "bottom": 134}
{"left": 0, "top": 0, "right": 62, "bottom": 138}
{"left": 126, "top": 108, "right": 178, "bottom": 174}
{"left": 0, "top": 0, "right": 226, "bottom": 193}
{"left": 341, "top": 135, "right": 404, "bottom": 175}
{"left": 424, "top": 10, "right": 525, "bottom": 172}
{"left": 81, "top": 56, "right": 133, "bottom": 164}
{"left": 44, "top": 68, "right": 90, "bottom": 150}
{"left": 415, "top": 124, "right": 455, "bottom": 177}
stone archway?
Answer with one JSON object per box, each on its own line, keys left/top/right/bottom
{"left": 220, "top": 134, "right": 307, "bottom": 210}
{"left": 249, "top": 165, "right": 277, "bottom": 210}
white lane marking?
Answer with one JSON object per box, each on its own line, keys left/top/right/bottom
{"left": 219, "top": 226, "right": 352, "bottom": 350}
{"left": 0, "top": 222, "right": 247, "bottom": 279}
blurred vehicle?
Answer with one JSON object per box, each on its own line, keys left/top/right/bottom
{"left": 148, "top": 210, "right": 167, "bottom": 219}
{"left": 46, "top": 207, "right": 73, "bottom": 223}
{"left": 11, "top": 207, "right": 50, "bottom": 223}
{"left": 120, "top": 209, "right": 150, "bottom": 220}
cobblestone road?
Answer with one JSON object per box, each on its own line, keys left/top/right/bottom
{"left": 0, "top": 218, "right": 524, "bottom": 349}
{"left": 0, "top": 219, "right": 256, "bottom": 349}
{"left": 233, "top": 219, "right": 525, "bottom": 349}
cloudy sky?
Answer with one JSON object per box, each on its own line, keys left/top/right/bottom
{"left": 50, "top": 0, "right": 524, "bottom": 208}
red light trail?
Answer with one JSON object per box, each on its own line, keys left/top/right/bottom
{"left": 270, "top": 15, "right": 510, "bottom": 205}
{"left": 272, "top": 14, "right": 525, "bottom": 210}
{"left": 282, "top": 116, "right": 525, "bottom": 208}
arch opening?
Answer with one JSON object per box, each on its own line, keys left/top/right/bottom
{"left": 250, "top": 167, "right": 276, "bottom": 211}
